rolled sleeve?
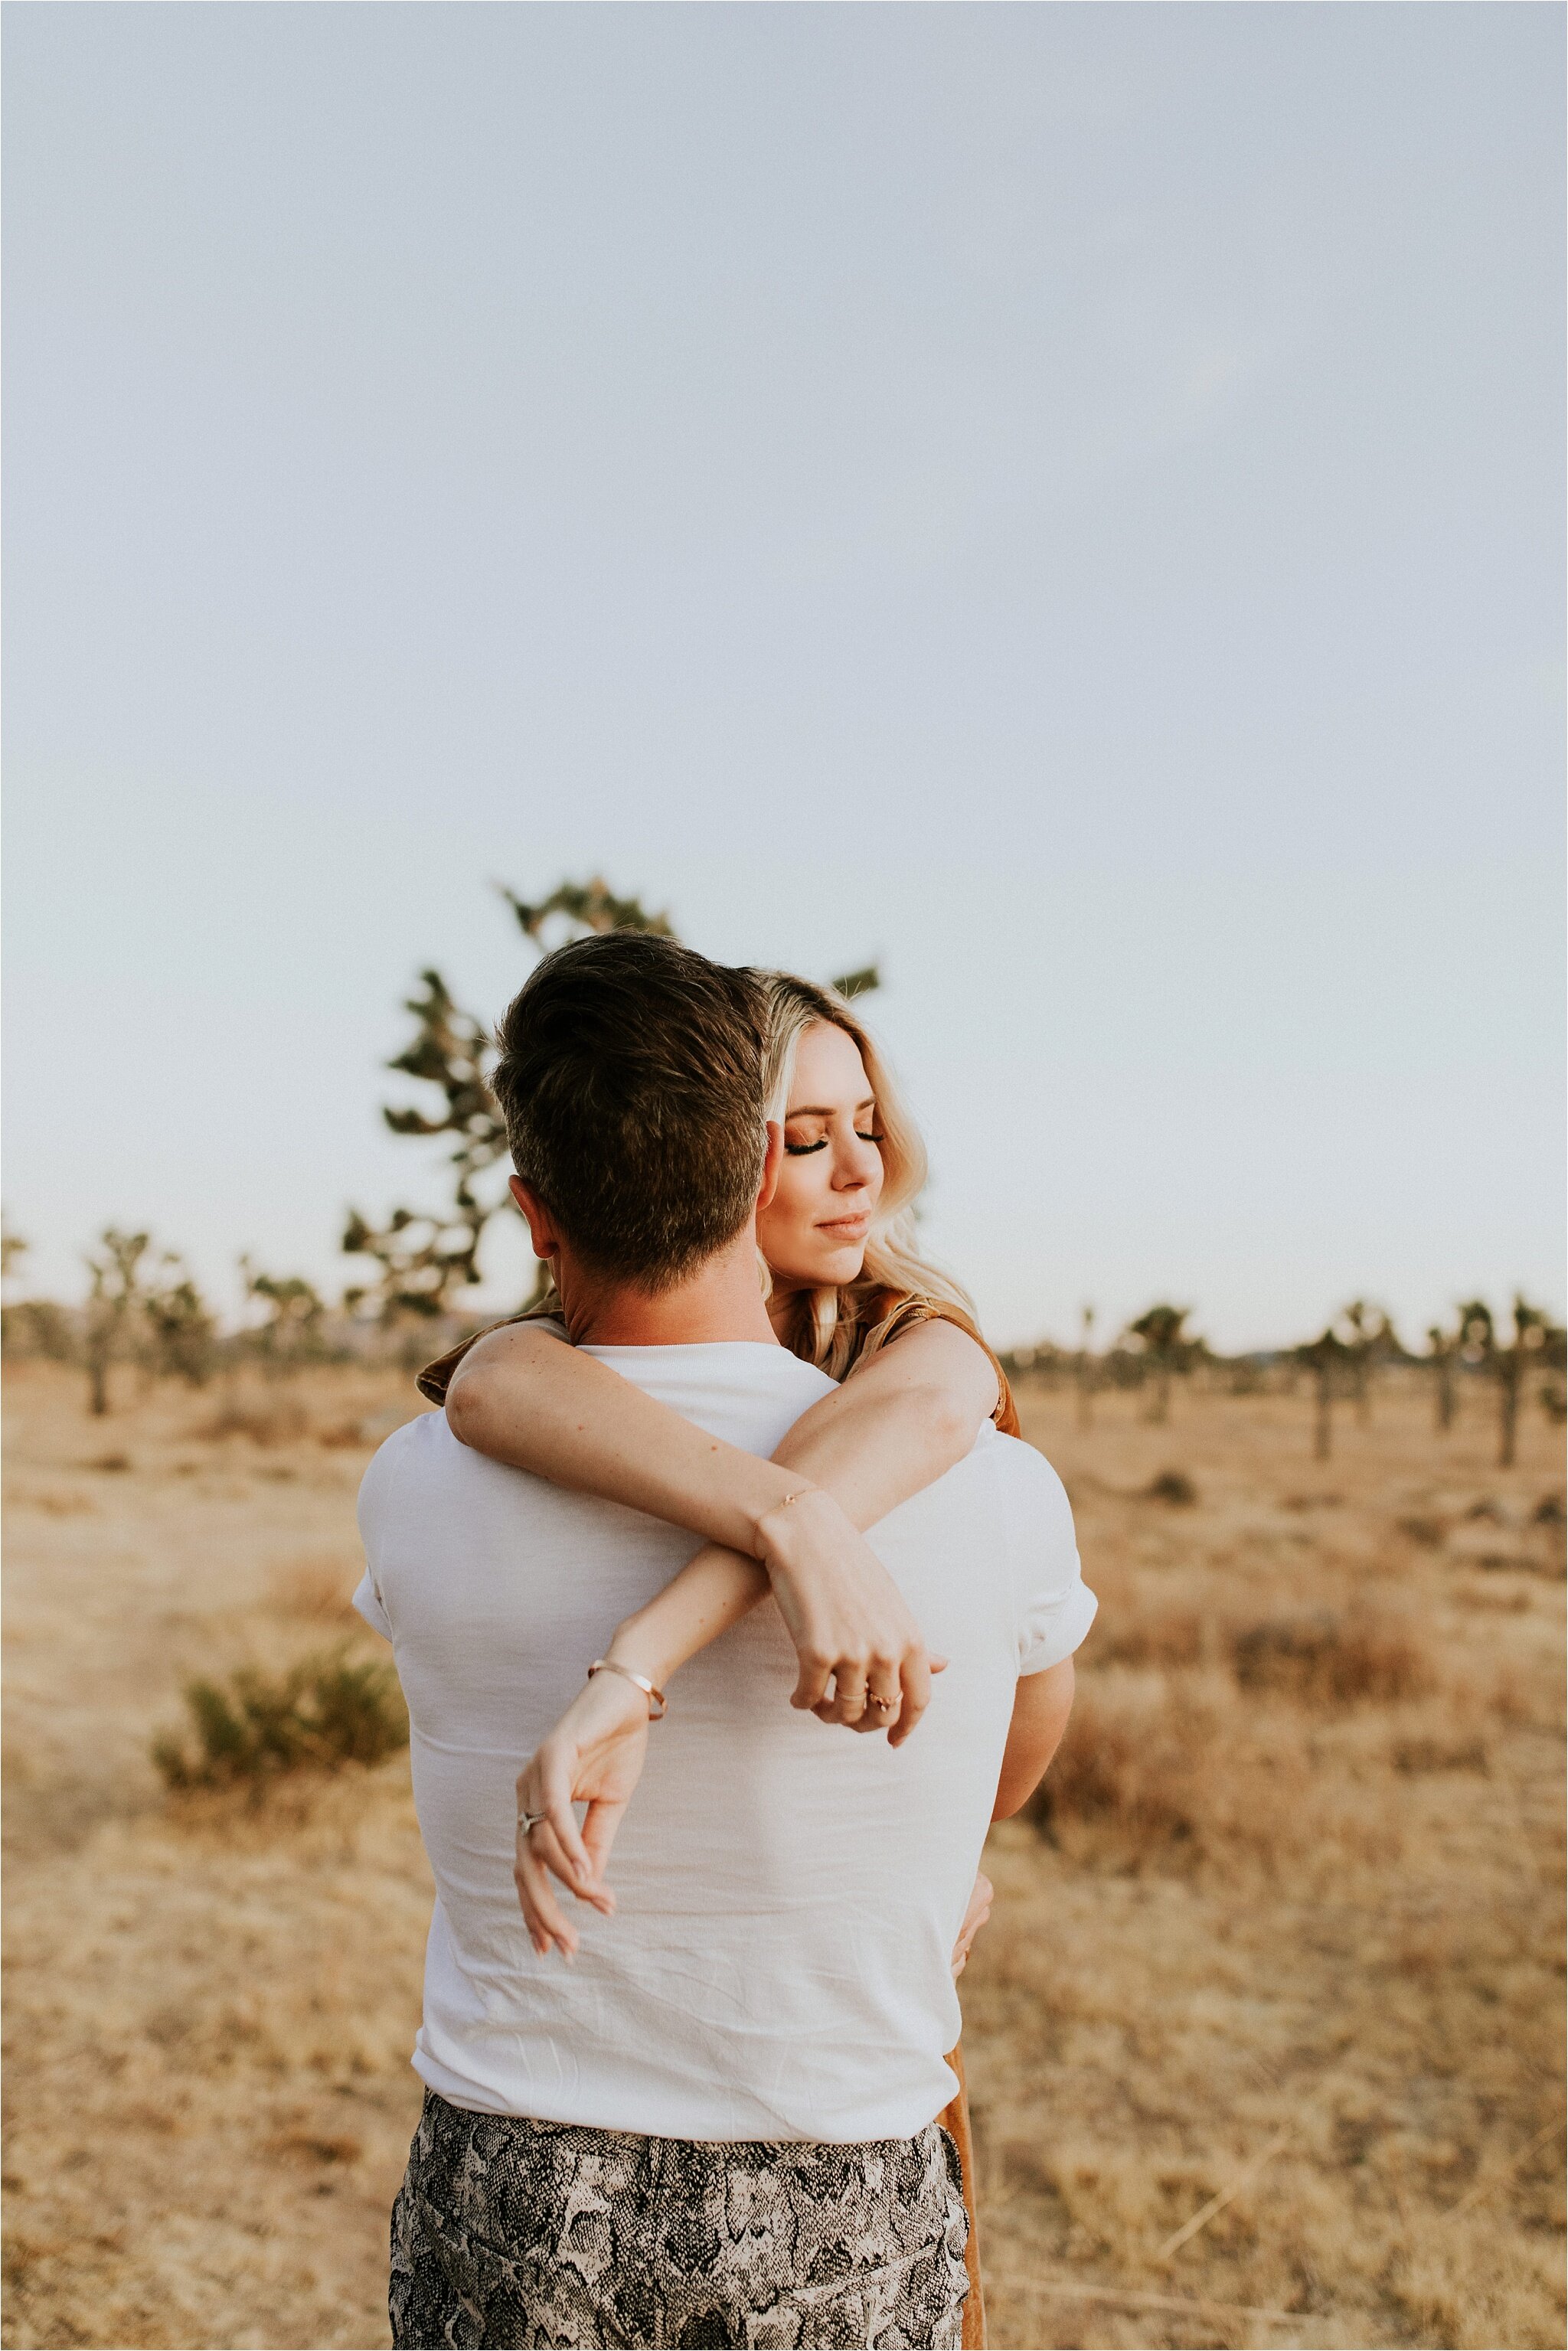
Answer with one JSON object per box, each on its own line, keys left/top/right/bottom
{"left": 1008, "top": 1446, "right": 1098, "bottom": 1675}
{"left": 352, "top": 1566, "right": 394, "bottom": 1643}
{"left": 1019, "top": 1575, "right": 1098, "bottom": 1675}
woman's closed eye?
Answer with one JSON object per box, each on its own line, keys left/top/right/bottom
{"left": 784, "top": 1136, "right": 829, "bottom": 1157}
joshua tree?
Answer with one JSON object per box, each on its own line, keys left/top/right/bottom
{"left": 829, "top": 963, "right": 881, "bottom": 1001}
{"left": 240, "top": 1259, "right": 327, "bottom": 1377}
{"left": 1295, "top": 1324, "right": 1350, "bottom": 1461}
{"left": 1426, "top": 1318, "right": 1460, "bottom": 1434}
{"left": 82, "top": 1228, "right": 153, "bottom": 1415}
{"left": 143, "top": 1257, "right": 217, "bottom": 1386}
{"left": 1338, "top": 1300, "right": 1393, "bottom": 1426}
{"left": 1127, "top": 1304, "right": 1194, "bottom": 1425}
{"left": 1076, "top": 1305, "right": 1096, "bottom": 1432}
{"left": 343, "top": 879, "right": 675, "bottom": 1324}
{"left": 499, "top": 877, "right": 675, "bottom": 946}
{"left": 2, "top": 1219, "right": 28, "bottom": 1287}
{"left": 348, "top": 876, "right": 877, "bottom": 1324}
{"left": 1496, "top": 1295, "right": 1557, "bottom": 1469}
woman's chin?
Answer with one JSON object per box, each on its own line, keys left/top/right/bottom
{"left": 766, "top": 1241, "right": 869, "bottom": 1293}
{"left": 808, "top": 1241, "right": 868, "bottom": 1288}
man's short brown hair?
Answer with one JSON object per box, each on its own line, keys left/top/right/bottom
{"left": 491, "top": 932, "right": 769, "bottom": 1291}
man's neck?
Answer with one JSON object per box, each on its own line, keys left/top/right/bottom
{"left": 557, "top": 1229, "right": 780, "bottom": 1349}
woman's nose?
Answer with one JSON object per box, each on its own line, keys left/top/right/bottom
{"left": 833, "top": 1135, "right": 878, "bottom": 1188}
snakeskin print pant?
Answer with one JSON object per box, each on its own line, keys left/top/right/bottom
{"left": 390, "top": 2088, "right": 970, "bottom": 2349}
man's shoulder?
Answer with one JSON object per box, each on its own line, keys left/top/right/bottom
{"left": 969, "top": 1421, "right": 1067, "bottom": 1486}
{"left": 942, "top": 1423, "right": 1073, "bottom": 1530}
{"left": 358, "top": 1405, "right": 493, "bottom": 1514}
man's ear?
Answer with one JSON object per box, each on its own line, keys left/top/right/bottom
{"left": 756, "top": 1122, "right": 784, "bottom": 1213}
{"left": 508, "top": 1175, "right": 561, "bottom": 1260}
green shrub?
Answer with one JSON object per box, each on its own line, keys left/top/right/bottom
{"left": 1144, "top": 1468, "right": 1198, "bottom": 1507}
{"left": 152, "top": 1647, "right": 408, "bottom": 1790}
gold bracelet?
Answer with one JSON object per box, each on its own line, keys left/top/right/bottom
{"left": 588, "top": 1658, "right": 668, "bottom": 1720}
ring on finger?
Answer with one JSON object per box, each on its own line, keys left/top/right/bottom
{"left": 865, "top": 1693, "right": 896, "bottom": 1714}
{"left": 518, "top": 1809, "right": 547, "bottom": 1836}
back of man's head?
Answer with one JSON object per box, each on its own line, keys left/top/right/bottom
{"left": 492, "top": 932, "right": 769, "bottom": 1293}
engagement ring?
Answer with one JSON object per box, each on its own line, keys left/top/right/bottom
{"left": 518, "top": 1810, "right": 547, "bottom": 1836}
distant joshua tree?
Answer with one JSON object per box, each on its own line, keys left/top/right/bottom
{"left": 1426, "top": 1318, "right": 1460, "bottom": 1433}
{"left": 1126, "top": 1304, "right": 1196, "bottom": 1425}
{"left": 2, "top": 1219, "right": 28, "bottom": 1287}
{"left": 83, "top": 1227, "right": 153, "bottom": 1415}
{"left": 142, "top": 1257, "right": 217, "bottom": 1386}
{"left": 1338, "top": 1301, "right": 1394, "bottom": 1426}
{"left": 1076, "top": 1305, "right": 1096, "bottom": 1431}
{"left": 347, "top": 875, "right": 877, "bottom": 1324}
{"left": 1296, "top": 1322, "right": 1350, "bottom": 1461}
{"left": 240, "top": 1259, "right": 327, "bottom": 1378}
{"left": 1495, "top": 1295, "right": 1559, "bottom": 1469}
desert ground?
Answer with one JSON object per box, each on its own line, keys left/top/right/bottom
{"left": 3, "top": 1354, "right": 1562, "bottom": 2351}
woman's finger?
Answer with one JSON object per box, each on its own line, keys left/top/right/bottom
{"left": 518, "top": 1745, "right": 596, "bottom": 1886}
{"left": 833, "top": 1674, "right": 869, "bottom": 1725}
{"left": 536, "top": 1757, "right": 596, "bottom": 1886}
{"left": 855, "top": 1664, "right": 903, "bottom": 1736}
{"left": 789, "top": 1639, "right": 836, "bottom": 1713}
{"left": 531, "top": 1817, "right": 612, "bottom": 1915}
{"left": 887, "top": 1648, "right": 933, "bottom": 1748}
{"left": 514, "top": 1832, "right": 578, "bottom": 1959}
{"left": 580, "top": 1796, "right": 629, "bottom": 1892}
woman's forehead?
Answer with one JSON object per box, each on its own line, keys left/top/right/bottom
{"left": 789, "top": 1020, "right": 871, "bottom": 1102}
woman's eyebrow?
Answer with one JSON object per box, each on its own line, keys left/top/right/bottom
{"left": 786, "top": 1097, "right": 877, "bottom": 1118}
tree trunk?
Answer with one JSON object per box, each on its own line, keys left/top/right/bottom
{"left": 1148, "top": 1360, "right": 1171, "bottom": 1425}
{"left": 1314, "top": 1362, "right": 1333, "bottom": 1460}
{"left": 1435, "top": 1353, "right": 1455, "bottom": 1433}
{"left": 1075, "top": 1353, "right": 1093, "bottom": 1432}
{"left": 1499, "top": 1357, "right": 1520, "bottom": 1468}
{"left": 87, "top": 1347, "right": 109, "bottom": 1416}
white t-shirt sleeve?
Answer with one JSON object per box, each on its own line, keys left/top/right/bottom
{"left": 352, "top": 1438, "right": 399, "bottom": 1643}
{"left": 1011, "top": 1451, "right": 1097, "bottom": 1675}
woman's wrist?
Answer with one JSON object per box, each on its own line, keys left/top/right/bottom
{"left": 606, "top": 1546, "right": 772, "bottom": 1690}
{"left": 605, "top": 1619, "right": 677, "bottom": 1692}
{"left": 754, "top": 1484, "right": 847, "bottom": 1573}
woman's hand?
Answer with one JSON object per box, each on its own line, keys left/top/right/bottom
{"left": 514, "top": 1670, "right": 651, "bottom": 1961}
{"left": 756, "top": 1487, "right": 946, "bottom": 1745}
{"left": 950, "top": 1870, "right": 994, "bottom": 1980}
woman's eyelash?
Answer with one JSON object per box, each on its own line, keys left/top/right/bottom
{"left": 784, "top": 1131, "right": 883, "bottom": 1155}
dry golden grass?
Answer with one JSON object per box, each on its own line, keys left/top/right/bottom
{"left": 971, "top": 1375, "right": 1564, "bottom": 2351}
{"left": 2, "top": 1357, "right": 1563, "bottom": 2349}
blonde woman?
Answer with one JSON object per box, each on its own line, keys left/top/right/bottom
{"left": 416, "top": 975, "right": 1082, "bottom": 2349}
{"left": 420, "top": 972, "right": 1032, "bottom": 1892}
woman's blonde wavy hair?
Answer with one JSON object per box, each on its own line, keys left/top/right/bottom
{"left": 756, "top": 971, "right": 986, "bottom": 1383}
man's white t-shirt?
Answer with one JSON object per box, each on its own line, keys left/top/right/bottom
{"left": 354, "top": 1339, "right": 1094, "bottom": 2144}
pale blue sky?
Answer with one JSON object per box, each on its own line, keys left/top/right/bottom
{"left": 4, "top": 2, "right": 1563, "bottom": 1350}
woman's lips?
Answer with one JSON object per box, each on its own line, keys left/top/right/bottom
{"left": 815, "top": 1213, "right": 871, "bottom": 1238}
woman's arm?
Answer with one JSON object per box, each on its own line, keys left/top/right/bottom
{"left": 510, "top": 1320, "right": 1004, "bottom": 1957}
{"left": 446, "top": 1321, "right": 810, "bottom": 1553}
{"left": 447, "top": 1313, "right": 995, "bottom": 1549}
{"left": 772, "top": 1314, "right": 999, "bottom": 1528}
{"left": 448, "top": 1314, "right": 998, "bottom": 1723}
